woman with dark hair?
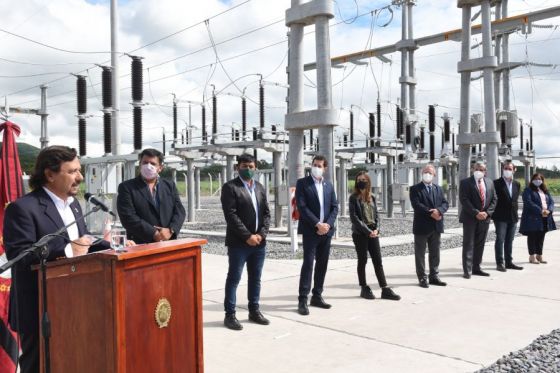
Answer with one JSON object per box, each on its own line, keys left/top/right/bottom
{"left": 519, "top": 173, "right": 556, "bottom": 264}
{"left": 348, "top": 171, "right": 400, "bottom": 301}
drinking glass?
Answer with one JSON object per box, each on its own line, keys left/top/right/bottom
{"left": 111, "top": 228, "right": 127, "bottom": 253}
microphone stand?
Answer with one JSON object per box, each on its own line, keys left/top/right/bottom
{"left": 0, "top": 205, "right": 103, "bottom": 373}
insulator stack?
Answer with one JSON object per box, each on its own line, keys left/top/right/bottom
{"left": 103, "top": 112, "right": 111, "bottom": 154}
{"left": 212, "top": 94, "right": 217, "bottom": 144}
{"left": 444, "top": 118, "right": 451, "bottom": 142}
{"left": 78, "top": 118, "right": 86, "bottom": 156}
{"left": 530, "top": 126, "right": 533, "bottom": 150}
{"left": 368, "top": 113, "right": 375, "bottom": 139}
{"left": 429, "top": 133, "right": 435, "bottom": 161}
{"left": 131, "top": 57, "right": 143, "bottom": 101}
{"left": 396, "top": 106, "right": 403, "bottom": 139}
{"left": 77, "top": 76, "right": 87, "bottom": 114}
{"left": 369, "top": 152, "right": 375, "bottom": 163}
{"left": 441, "top": 131, "right": 445, "bottom": 150}
{"left": 253, "top": 149, "right": 258, "bottom": 162}
{"left": 376, "top": 101, "right": 381, "bottom": 138}
{"left": 520, "top": 124, "right": 524, "bottom": 150}
{"left": 253, "top": 127, "right": 258, "bottom": 140}
{"left": 405, "top": 125, "right": 411, "bottom": 145}
{"left": 241, "top": 97, "right": 247, "bottom": 139}
{"left": 133, "top": 107, "right": 142, "bottom": 150}
{"left": 271, "top": 124, "right": 277, "bottom": 135}
{"left": 428, "top": 105, "right": 436, "bottom": 133}
{"left": 310, "top": 129, "right": 314, "bottom": 147}
{"left": 231, "top": 128, "right": 235, "bottom": 140}
{"left": 343, "top": 134, "right": 348, "bottom": 147}
{"left": 259, "top": 83, "right": 264, "bottom": 129}
{"left": 500, "top": 120, "right": 506, "bottom": 144}
{"left": 162, "top": 132, "right": 166, "bottom": 156}
{"left": 452, "top": 132, "right": 456, "bottom": 154}
{"left": 202, "top": 105, "right": 207, "bottom": 143}
{"left": 235, "top": 130, "right": 240, "bottom": 141}
{"left": 349, "top": 112, "right": 354, "bottom": 144}
{"left": 173, "top": 101, "right": 178, "bottom": 147}
{"left": 420, "top": 127, "right": 425, "bottom": 150}
{"left": 181, "top": 133, "right": 185, "bottom": 144}
{"left": 526, "top": 139, "right": 529, "bottom": 151}
{"left": 398, "top": 154, "right": 404, "bottom": 163}
{"left": 101, "top": 67, "right": 112, "bottom": 108}
{"left": 303, "top": 135, "right": 307, "bottom": 149}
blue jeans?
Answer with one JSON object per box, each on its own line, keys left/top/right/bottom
{"left": 494, "top": 221, "right": 517, "bottom": 265}
{"left": 224, "top": 245, "right": 266, "bottom": 315}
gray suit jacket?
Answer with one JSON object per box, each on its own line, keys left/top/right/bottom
{"left": 459, "top": 176, "right": 497, "bottom": 223}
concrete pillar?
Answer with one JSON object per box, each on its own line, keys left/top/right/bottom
{"left": 338, "top": 160, "right": 348, "bottom": 216}
{"left": 226, "top": 155, "right": 235, "bottom": 182}
{"left": 494, "top": 3, "right": 502, "bottom": 111}
{"left": 195, "top": 167, "right": 201, "bottom": 210}
{"left": 273, "top": 151, "right": 283, "bottom": 227}
{"left": 407, "top": 1, "right": 417, "bottom": 151}
{"left": 400, "top": 3, "right": 408, "bottom": 111}
{"left": 458, "top": 7, "right": 473, "bottom": 185}
{"left": 450, "top": 163, "right": 458, "bottom": 208}
{"left": 502, "top": 0, "right": 512, "bottom": 147}
{"left": 186, "top": 159, "right": 195, "bottom": 222}
{"left": 386, "top": 156, "right": 394, "bottom": 218}
{"left": 481, "top": 0, "right": 499, "bottom": 179}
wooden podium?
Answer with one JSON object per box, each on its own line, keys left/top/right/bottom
{"left": 39, "top": 238, "right": 207, "bottom": 373}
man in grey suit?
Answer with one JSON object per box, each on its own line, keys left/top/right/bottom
{"left": 459, "top": 161, "right": 498, "bottom": 278}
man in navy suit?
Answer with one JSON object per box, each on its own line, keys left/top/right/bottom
{"left": 3, "top": 146, "right": 110, "bottom": 373}
{"left": 117, "top": 148, "right": 186, "bottom": 244}
{"left": 296, "top": 155, "right": 339, "bottom": 316}
{"left": 459, "top": 161, "right": 498, "bottom": 278}
{"left": 410, "top": 164, "right": 449, "bottom": 288}
{"left": 492, "top": 161, "right": 523, "bottom": 272}
{"left": 221, "top": 153, "right": 271, "bottom": 330}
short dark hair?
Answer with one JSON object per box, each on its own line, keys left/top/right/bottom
{"left": 237, "top": 153, "right": 256, "bottom": 166}
{"left": 29, "top": 146, "right": 78, "bottom": 190}
{"left": 312, "top": 154, "right": 328, "bottom": 168}
{"left": 139, "top": 148, "right": 164, "bottom": 165}
{"left": 502, "top": 160, "right": 515, "bottom": 169}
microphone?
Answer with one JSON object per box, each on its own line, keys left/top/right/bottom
{"left": 84, "top": 193, "right": 116, "bottom": 217}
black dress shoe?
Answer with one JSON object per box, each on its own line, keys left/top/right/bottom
{"left": 381, "top": 287, "right": 401, "bottom": 301}
{"left": 249, "top": 310, "right": 270, "bottom": 325}
{"left": 310, "top": 296, "right": 332, "bottom": 309}
{"left": 496, "top": 264, "right": 507, "bottom": 272}
{"left": 419, "top": 278, "right": 429, "bottom": 288}
{"left": 463, "top": 273, "right": 471, "bottom": 279}
{"left": 506, "top": 263, "right": 524, "bottom": 270}
{"left": 224, "top": 314, "right": 243, "bottom": 330}
{"left": 298, "top": 300, "right": 309, "bottom": 315}
{"left": 360, "top": 286, "right": 375, "bottom": 299}
{"left": 472, "top": 269, "right": 490, "bottom": 276}
{"left": 429, "top": 278, "right": 447, "bottom": 286}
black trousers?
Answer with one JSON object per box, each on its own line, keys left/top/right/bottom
{"left": 351, "top": 233, "right": 387, "bottom": 288}
{"left": 20, "top": 331, "right": 39, "bottom": 373}
{"left": 527, "top": 218, "right": 548, "bottom": 255}
{"left": 462, "top": 220, "right": 490, "bottom": 275}
{"left": 298, "top": 234, "right": 332, "bottom": 301}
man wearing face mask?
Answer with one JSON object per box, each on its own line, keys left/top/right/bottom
{"left": 117, "top": 148, "right": 186, "bottom": 244}
{"left": 459, "top": 161, "right": 497, "bottom": 278}
{"left": 295, "top": 155, "right": 339, "bottom": 316}
{"left": 409, "top": 164, "right": 449, "bottom": 288}
{"left": 220, "top": 153, "right": 271, "bottom": 330}
{"left": 492, "top": 161, "right": 523, "bottom": 272}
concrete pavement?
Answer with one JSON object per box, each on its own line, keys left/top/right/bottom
{"left": 201, "top": 229, "right": 560, "bottom": 372}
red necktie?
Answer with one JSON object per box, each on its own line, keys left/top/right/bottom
{"left": 478, "top": 179, "right": 485, "bottom": 208}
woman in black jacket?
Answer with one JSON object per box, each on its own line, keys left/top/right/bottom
{"left": 348, "top": 171, "right": 400, "bottom": 301}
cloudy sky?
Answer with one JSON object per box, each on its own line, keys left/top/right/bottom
{"left": 1, "top": 0, "right": 559, "bottom": 167}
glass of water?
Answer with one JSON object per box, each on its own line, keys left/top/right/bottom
{"left": 111, "top": 228, "right": 127, "bottom": 253}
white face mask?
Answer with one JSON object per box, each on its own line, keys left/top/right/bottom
{"left": 141, "top": 163, "right": 159, "bottom": 180}
{"left": 311, "top": 166, "right": 324, "bottom": 179}
{"left": 532, "top": 179, "right": 543, "bottom": 187}
{"left": 473, "top": 171, "right": 484, "bottom": 180}
{"left": 502, "top": 170, "right": 513, "bottom": 179}
{"left": 422, "top": 173, "right": 434, "bottom": 184}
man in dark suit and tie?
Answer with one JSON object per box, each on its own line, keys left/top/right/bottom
{"left": 492, "top": 161, "right": 523, "bottom": 271}
{"left": 3, "top": 146, "right": 111, "bottom": 373}
{"left": 221, "top": 153, "right": 271, "bottom": 330}
{"left": 459, "top": 161, "right": 498, "bottom": 278}
{"left": 410, "top": 164, "right": 449, "bottom": 288}
{"left": 296, "top": 155, "right": 339, "bottom": 316}
{"left": 117, "top": 148, "right": 186, "bottom": 244}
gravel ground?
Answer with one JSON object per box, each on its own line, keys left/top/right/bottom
{"left": 475, "top": 329, "right": 560, "bottom": 373}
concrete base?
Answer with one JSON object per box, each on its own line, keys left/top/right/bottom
{"left": 201, "top": 230, "right": 560, "bottom": 372}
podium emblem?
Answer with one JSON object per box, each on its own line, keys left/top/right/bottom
{"left": 155, "top": 298, "right": 172, "bottom": 328}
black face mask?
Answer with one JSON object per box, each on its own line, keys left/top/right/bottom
{"left": 356, "top": 181, "right": 368, "bottom": 190}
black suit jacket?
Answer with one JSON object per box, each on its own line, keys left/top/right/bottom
{"left": 220, "top": 177, "right": 271, "bottom": 249}
{"left": 117, "top": 176, "right": 186, "bottom": 244}
{"left": 492, "top": 178, "right": 520, "bottom": 223}
{"left": 348, "top": 193, "right": 379, "bottom": 236}
{"left": 3, "top": 188, "right": 109, "bottom": 333}
{"left": 459, "top": 176, "right": 497, "bottom": 223}
{"left": 295, "top": 176, "right": 339, "bottom": 237}
{"left": 410, "top": 182, "right": 449, "bottom": 235}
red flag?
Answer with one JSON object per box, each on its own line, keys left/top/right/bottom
{"left": 0, "top": 120, "right": 24, "bottom": 372}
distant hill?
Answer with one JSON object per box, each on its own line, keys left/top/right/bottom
{"left": 0, "top": 142, "right": 41, "bottom": 174}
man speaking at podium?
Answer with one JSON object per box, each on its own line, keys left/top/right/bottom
{"left": 3, "top": 146, "right": 110, "bottom": 373}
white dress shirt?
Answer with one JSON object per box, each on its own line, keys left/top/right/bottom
{"left": 42, "top": 187, "right": 79, "bottom": 258}
{"left": 313, "top": 176, "right": 325, "bottom": 222}
{"left": 240, "top": 177, "right": 259, "bottom": 231}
